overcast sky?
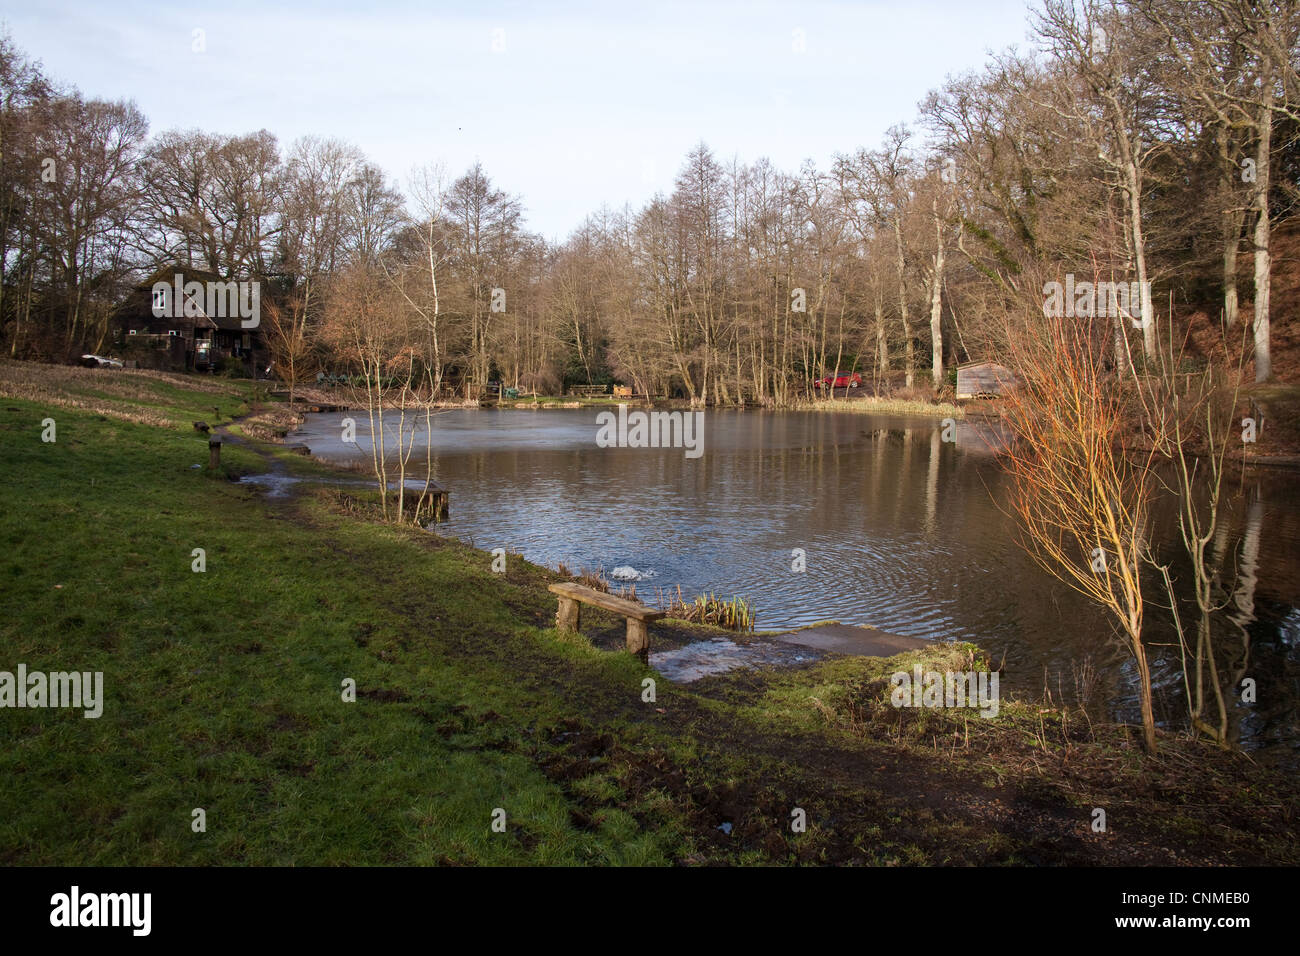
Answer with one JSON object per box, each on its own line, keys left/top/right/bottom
{"left": 2, "top": 0, "right": 1039, "bottom": 241}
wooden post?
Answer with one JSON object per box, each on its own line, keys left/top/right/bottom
{"left": 414, "top": 486, "right": 450, "bottom": 523}
{"left": 208, "top": 439, "right": 221, "bottom": 470}
{"left": 555, "top": 598, "right": 580, "bottom": 633}
{"left": 626, "top": 618, "right": 650, "bottom": 661}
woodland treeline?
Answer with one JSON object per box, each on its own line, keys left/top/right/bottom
{"left": 1, "top": 0, "right": 1297, "bottom": 403}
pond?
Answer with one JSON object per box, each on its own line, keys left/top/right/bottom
{"left": 289, "top": 407, "right": 1300, "bottom": 764}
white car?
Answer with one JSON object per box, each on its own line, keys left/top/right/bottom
{"left": 80, "top": 354, "right": 124, "bottom": 369}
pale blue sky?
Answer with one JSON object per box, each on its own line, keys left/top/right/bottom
{"left": 3, "top": 0, "right": 1038, "bottom": 240}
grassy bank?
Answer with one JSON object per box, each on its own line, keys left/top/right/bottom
{"left": 1, "top": 361, "right": 1295, "bottom": 865}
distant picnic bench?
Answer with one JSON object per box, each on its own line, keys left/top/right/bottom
{"left": 567, "top": 385, "right": 608, "bottom": 397}
{"left": 548, "top": 582, "right": 665, "bottom": 661}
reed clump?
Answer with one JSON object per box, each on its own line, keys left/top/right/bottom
{"left": 656, "top": 585, "right": 756, "bottom": 632}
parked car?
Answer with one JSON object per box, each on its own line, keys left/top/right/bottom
{"left": 80, "top": 354, "right": 123, "bottom": 369}
{"left": 815, "top": 371, "right": 862, "bottom": 389}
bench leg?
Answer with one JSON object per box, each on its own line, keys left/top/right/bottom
{"left": 626, "top": 618, "right": 649, "bottom": 662}
{"left": 556, "top": 597, "right": 580, "bottom": 633}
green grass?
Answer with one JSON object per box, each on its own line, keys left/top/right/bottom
{"left": 1, "top": 363, "right": 1297, "bottom": 866}
{"left": 0, "top": 394, "right": 691, "bottom": 864}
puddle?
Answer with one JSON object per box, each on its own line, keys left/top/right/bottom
{"left": 237, "top": 472, "right": 426, "bottom": 499}
{"left": 651, "top": 624, "right": 932, "bottom": 683}
{"left": 651, "top": 638, "right": 819, "bottom": 683}
{"left": 237, "top": 473, "right": 308, "bottom": 497}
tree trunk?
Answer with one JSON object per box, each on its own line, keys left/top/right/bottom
{"left": 892, "top": 216, "right": 913, "bottom": 388}
{"left": 874, "top": 284, "right": 888, "bottom": 385}
{"left": 1251, "top": 105, "right": 1272, "bottom": 382}
{"left": 1113, "top": 315, "right": 1131, "bottom": 378}
{"left": 1218, "top": 128, "right": 1242, "bottom": 328}
{"left": 1134, "top": 638, "right": 1158, "bottom": 754}
{"left": 929, "top": 200, "right": 946, "bottom": 392}
{"left": 1224, "top": 226, "right": 1241, "bottom": 328}
{"left": 1124, "top": 160, "right": 1156, "bottom": 361}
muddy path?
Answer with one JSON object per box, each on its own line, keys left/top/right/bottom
{"left": 214, "top": 411, "right": 381, "bottom": 500}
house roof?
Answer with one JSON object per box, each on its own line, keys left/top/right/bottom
{"left": 113, "top": 266, "right": 259, "bottom": 333}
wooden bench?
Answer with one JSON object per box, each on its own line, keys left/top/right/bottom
{"left": 548, "top": 583, "right": 665, "bottom": 660}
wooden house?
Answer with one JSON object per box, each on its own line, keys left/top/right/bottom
{"left": 956, "top": 361, "right": 1017, "bottom": 400}
{"left": 113, "top": 267, "right": 268, "bottom": 375}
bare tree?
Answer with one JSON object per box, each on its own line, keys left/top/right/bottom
{"left": 1133, "top": 0, "right": 1300, "bottom": 381}
{"left": 837, "top": 127, "right": 919, "bottom": 388}
{"left": 998, "top": 285, "right": 1164, "bottom": 753}
{"left": 446, "top": 162, "right": 524, "bottom": 397}
{"left": 28, "top": 94, "right": 147, "bottom": 353}
{"left": 1034, "top": 0, "right": 1165, "bottom": 362}
{"left": 138, "top": 129, "right": 281, "bottom": 277}
{"left": 1140, "top": 320, "right": 1251, "bottom": 744}
{"left": 0, "top": 35, "right": 53, "bottom": 356}
{"left": 275, "top": 136, "right": 365, "bottom": 405}
{"left": 321, "top": 261, "right": 429, "bottom": 523}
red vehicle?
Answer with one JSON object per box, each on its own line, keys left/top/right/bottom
{"left": 815, "top": 371, "right": 862, "bottom": 389}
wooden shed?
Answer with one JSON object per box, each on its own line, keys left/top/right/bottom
{"left": 956, "top": 361, "right": 1016, "bottom": 400}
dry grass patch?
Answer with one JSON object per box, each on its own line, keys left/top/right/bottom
{"left": 793, "top": 396, "right": 964, "bottom": 418}
{"left": 0, "top": 359, "right": 247, "bottom": 428}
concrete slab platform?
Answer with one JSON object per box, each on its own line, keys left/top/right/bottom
{"left": 770, "top": 623, "right": 930, "bottom": 656}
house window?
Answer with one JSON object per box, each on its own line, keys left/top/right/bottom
{"left": 169, "top": 330, "right": 179, "bottom": 337}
